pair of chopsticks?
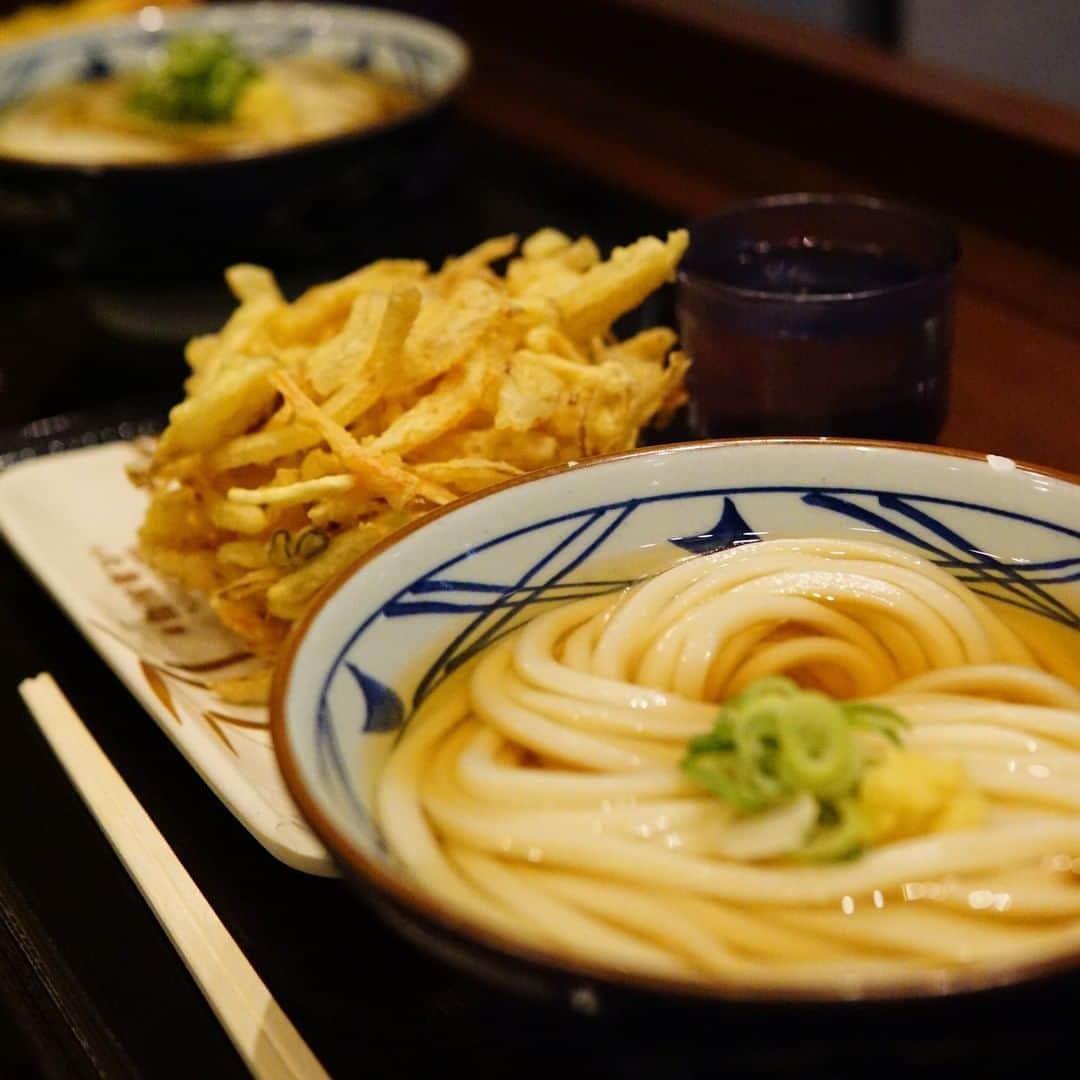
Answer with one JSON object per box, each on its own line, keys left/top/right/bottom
{"left": 18, "top": 673, "right": 330, "bottom": 1080}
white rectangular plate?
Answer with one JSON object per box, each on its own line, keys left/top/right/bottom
{"left": 0, "top": 442, "right": 335, "bottom": 875}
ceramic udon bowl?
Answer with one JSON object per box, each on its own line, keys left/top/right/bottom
{"left": 0, "top": 2, "right": 468, "bottom": 271}
{"left": 271, "top": 439, "right": 1080, "bottom": 1010}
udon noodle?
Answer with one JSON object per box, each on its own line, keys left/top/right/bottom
{"left": 376, "top": 537, "right": 1080, "bottom": 990}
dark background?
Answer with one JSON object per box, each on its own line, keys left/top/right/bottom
{"left": 0, "top": 2, "right": 1077, "bottom": 1076}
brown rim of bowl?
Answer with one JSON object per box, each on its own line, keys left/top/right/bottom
{"left": 0, "top": 9, "right": 470, "bottom": 177}
{"left": 270, "top": 436, "right": 1080, "bottom": 1005}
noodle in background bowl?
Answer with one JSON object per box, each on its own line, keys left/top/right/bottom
{"left": 0, "top": 3, "right": 468, "bottom": 272}
{"left": 270, "top": 439, "right": 1080, "bottom": 1009}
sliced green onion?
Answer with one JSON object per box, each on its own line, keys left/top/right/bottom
{"left": 731, "top": 704, "right": 787, "bottom": 807}
{"left": 726, "top": 674, "right": 800, "bottom": 706}
{"left": 795, "top": 798, "right": 865, "bottom": 863}
{"left": 130, "top": 33, "right": 260, "bottom": 125}
{"left": 683, "top": 751, "right": 770, "bottom": 812}
{"left": 842, "top": 701, "right": 908, "bottom": 745}
{"left": 681, "top": 676, "right": 907, "bottom": 863}
{"left": 775, "top": 695, "right": 859, "bottom": 800}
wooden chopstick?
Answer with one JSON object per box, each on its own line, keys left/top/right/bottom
{"left": 18, "top": 673, "right": 330, "bottom": 1080}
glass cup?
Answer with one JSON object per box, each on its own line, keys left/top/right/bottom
{"left": 676, "top": 194, "right": 960, "bottom": 443}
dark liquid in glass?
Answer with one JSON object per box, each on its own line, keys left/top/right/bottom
{"left": 679, "top": 242, "right": 952, "bottom": 443}
{"left": 707, "top": 243, "right": 921, "bottom": 294}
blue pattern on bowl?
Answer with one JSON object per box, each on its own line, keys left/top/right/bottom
{"left": 0, "top": 2, "right": 467, "bottom": 107}
{"left": 322, "top": 487, "right": 1079, "bottom": 792}
{"left": 273, "top": 444, "right": 1079, "bottom": 875}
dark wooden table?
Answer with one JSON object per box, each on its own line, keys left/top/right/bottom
{"left": 0, "top": 4, "right": 1077, "bottom": 1077}
{"left": 457, "top": 0, "right": 1080, "bottom": 475}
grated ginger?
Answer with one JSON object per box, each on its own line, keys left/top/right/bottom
{"left": 859, "top": 750, "right": 986, "bottom": 846}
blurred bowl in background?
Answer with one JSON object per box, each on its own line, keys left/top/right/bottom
{"left": 0, "top": 2, "right": 469, "bottom": 274}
